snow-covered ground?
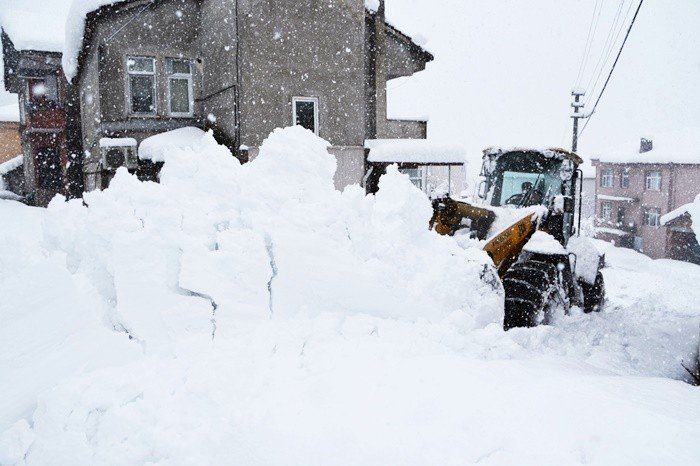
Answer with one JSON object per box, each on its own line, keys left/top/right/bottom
{"left": 1, "top": 128, "right": 699, "bottom": 465}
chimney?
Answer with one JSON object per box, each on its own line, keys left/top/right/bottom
{"left": 640, "top": 137, "right": 653, "bottom": 153}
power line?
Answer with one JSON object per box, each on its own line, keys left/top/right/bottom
{"left": 576, "top": 0, "right": 604, "bottom": 89}
{"left": 584, "top": 0, "right": 628, "bottom": 96}
{"left": 580, "top": 0, "right": 645, "bottom": 136}
{"left": 585, "top": 0, "right": 635, "bottom": 102}
{"left": 574, "top": 0, "right": 600, "bottom": 87}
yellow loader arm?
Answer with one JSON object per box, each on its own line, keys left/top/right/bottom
{"left": 430, "top": 197, "right": 538, "bottom": 277}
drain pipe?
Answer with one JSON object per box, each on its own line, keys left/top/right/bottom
{"left": 234, "top": 0, "right": 242, "bottom": 156}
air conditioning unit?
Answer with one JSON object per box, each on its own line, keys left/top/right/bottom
{"left": 99, "top": 137, "right": 138, "bottom": 170}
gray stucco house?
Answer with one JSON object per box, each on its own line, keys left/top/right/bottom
{"left": 66, "top": 0, "right": 433, "bottom": 192}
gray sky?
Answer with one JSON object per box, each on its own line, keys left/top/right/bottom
{"left": 387, "top": 0, "right": 700, "bottom": 161}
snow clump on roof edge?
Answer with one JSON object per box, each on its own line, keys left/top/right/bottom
{"left": 63, "top": 0, "right": 124, "bottom": 80}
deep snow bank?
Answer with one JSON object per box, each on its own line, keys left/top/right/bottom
{"left": 2, "top": 127, "right": 700, "bottom": 465}
{"left": 0, "top": 127, "right": 501, "bottom": 462}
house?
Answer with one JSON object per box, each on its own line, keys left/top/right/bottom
{"left": 579, "top": 160, "right": 596, "bottom": 221}
{"left": 364, "top": 139, "right": 466, "bottom": 196}
{"left": 1, "top": 28, "right": 83, "bottom": 206}
{"left": 590, "top": 128, "right": 700, "bottom": 259}
{"left": 660, "top": 195, "right": 700, "bottom": 264}
{"left": 2, "top": 0, "right": 451, "bottom": 203}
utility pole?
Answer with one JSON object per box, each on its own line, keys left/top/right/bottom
{"left": 570, "top": 89, "right": 586, "bottom": 153}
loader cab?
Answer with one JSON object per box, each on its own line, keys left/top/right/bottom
{"left": 481, "top": 148, "right": 581, "bottom": 245}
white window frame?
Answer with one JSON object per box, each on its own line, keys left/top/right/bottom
{"left": 601, "top": 201, "right": 612, "bottom": 220}
{"left": 645, "top": 171, "right": 661, "bottom": 191}
{"left": 620, "top": 170, "right": 629, "bottom": 189}
{"left": 292, "top": 96, "right": 319, "bottom": 135}
{"left": 166, "top": 58, "right": 194, "bottom": 117}
{"left": 399, "top": 166, "right": 428, "bottom": 192}
{"left": 643, "top": 207, "right": 660, "bottom": 227}
{"left": 127, "top": 56, "right": 157, "bottom": 116}
{"left": 600, "top": 169, "right": 613, "bottom": 188}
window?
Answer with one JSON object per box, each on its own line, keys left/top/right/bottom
{"left": 600, "top": 169, "right": 613, "bottom": 187}
{"left": 28, "top": 76, "right": 59, "bottom": 106}
{"left": 37, "top": 147, "right": 62, "bottom": 190}
{"left": 166, "top": 58, "right": 193, "bottom": 116}
{"left": 44, "top": 76, "right": 58, "bottom": 102}
{"left": 127, "top": 56, "right": 156, "bottom": 115}
{"left": 616, "top": 206, "right": 626, "bottom": 225}
{"left": 620, "top": 169, "right": 629, "bottom": 189}
{"left": 400, "top": 167, "right": 426, "bottom": 192}
{"left": 293, "top": 96, "right": 319, "bottom": 135}
{"left": 643, "top": 207, "right": 660, "bottom": 226}
{"left": 601, "top": 201, "right": 612, "bottom": 220}
{"left": 645, "top": 171, "right": 661, "bottom": 191}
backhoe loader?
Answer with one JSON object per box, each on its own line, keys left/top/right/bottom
{"left": 430, "top": 147, "right": 605, "bottom": 329}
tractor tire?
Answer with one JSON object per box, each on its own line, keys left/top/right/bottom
{"left": 502, "top": 260, "right": 566, "bottom": 330}
{"left": 581, "top": 271, "right": 605, "bottom": 313}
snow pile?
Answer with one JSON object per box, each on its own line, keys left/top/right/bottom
{"left": 0, "top": 126, "right": 505, "bottom": 462}
{"left": 0, "top": 155, "right": 22, "bottom": 175}
{"left": 138, "top": 127, "right": 206, "bottom": 162}
{"left": 567, "top": 235, "right": 601, "bottom": 284}
{"left": 523, "top": 230, "right": 566, "bottom": 255}
{"left": 2, "top": 127, "right": 700, "bottom": 464}
{"left": 364, "top": 0, "right": 381, "bottom": 12}
{"left": 661, "top": 193, "right": 700, "bottom": 241}
{"left": 366, "top": 139, "right": 466, "bottom": 164}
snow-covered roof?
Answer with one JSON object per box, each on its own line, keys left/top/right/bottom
{"left": 592, "top": 127, "right": 700, "bottom": 165}
{"left": 60, "top": 0, "right": 432, "bottom": 81}
{"left": 0, "top": 155, "right": 23, "bottom": 175}
{"left": 579, "top": 161, "right": 596, "bottom": 179}
{"left": 0, "top": 103, "right": 19, "bottom": 122}
{"left": 596, "top": 227, "right": 630, "bottom": 237}
{"left": 597, "top": 194, "right": 635, "bottom": 202}
{"left": 64, "top": 0, "right": 127, "bottom": 80}
{"left": 100, "top": 137, "right": 137, "bottom": 148}
{"left": 138, "top": 127, "right": 206, "bottom": 162}
{"left": 365, "top": 139, "right": 466, "bottom": 164}
{"left": 660, "top": 194, "right": 700, "bottom": 237}
{"left": 0, "top": 154, "right": 23, "bottom": 190}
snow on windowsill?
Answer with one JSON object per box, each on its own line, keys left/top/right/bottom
{"left": 100, "top": 137, "right": 137, "bottom": 148}
{"left": 596, "top": 227, "right": 630, "bottom": 237}
{"left": 597, "top": 194, "right": 635, "bottom": 202}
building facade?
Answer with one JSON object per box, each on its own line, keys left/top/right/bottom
{"left": 70, "top": 0, "right": 432, "bottom": 192}
{"left": 1, "top": 35, "right": 83, "bottom": 206}
{"left": 591, "top": 131, "right": 700, "bottom": 259}
{"left": 2, "top": 0, "right": 445, "bottom": 204}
